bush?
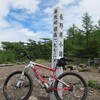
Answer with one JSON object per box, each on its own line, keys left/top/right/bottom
{"left": 88, "top": 80, "right": 100, "bottom": 89}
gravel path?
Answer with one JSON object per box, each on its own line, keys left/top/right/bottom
{"left": 0, "top": 64, "right": 100, "bottom": 100}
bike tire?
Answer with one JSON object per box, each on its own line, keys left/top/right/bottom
{"left": 3, "top": 71, "right": 33, "bottom": 100}
{"left": 54, "top": 72, "right": 88, "bottom": 100}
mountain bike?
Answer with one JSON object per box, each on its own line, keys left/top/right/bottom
{"left": 3, "top": 52, "right": 88, "bottom": 100}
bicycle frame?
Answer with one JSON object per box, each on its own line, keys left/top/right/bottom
{"left": 3, "top": 54, "right": 88, "bottom": 100}
{"left": 33, "top": 63, "right": 56, "bottom": 85}
{"left": 23, "top": 61, "right": 72, "bottom": 91}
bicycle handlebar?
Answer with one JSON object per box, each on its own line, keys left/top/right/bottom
{"left": 21, "top": 52, "right": 35, "bottom": 61}
{"left": 21, "top": 52, "right": 72, "bottom": 70}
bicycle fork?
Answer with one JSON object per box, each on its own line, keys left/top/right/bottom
{"left": 16, "top": 65, "right": 29, "bottom": 88}
{"left": 16, "top": 71, "right": 25, "bottom": 88}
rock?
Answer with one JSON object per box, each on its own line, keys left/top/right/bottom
{"left": 73, "top": 65, "right": 78, "bottom": 70}
{"left": 78, "top": 67, "right": 91, "bottom": 72}
{"left": 67, "top": 65, "right": 77, "bottom": 70}
{"left": 39, "top": 93, "right": 50, "bottom": 100}
{"left": 78, "top": 67, "right": 82, "bottom": 71}
{"left": 79, "top": 64, "right": 86, "bottom": 68}
{"left": 89, "top": 89, "right": 94, "bottom": 96}
{"left": 67, "top": 65, "right": 74, "bottom": 70}
{"left": 28, "top": 96, "right": 38, "bottom": 100}
{"left": 97, "top": 82, "right": 100, "bottom": 89}
{"left": 0, "top": 64, "right": 14, "bottom": 67}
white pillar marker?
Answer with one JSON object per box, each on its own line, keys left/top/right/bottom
{"left": 51, "top": 7, "right": 64, "bottom": 100}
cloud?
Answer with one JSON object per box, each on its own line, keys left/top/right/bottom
{"left": 0, "top": 0, "right": 9, "bottom": 18}
{"left": 55, "top": 0, "right": 76, "bottom": 8}
{"left": 0, "top": 0, "right": 40, "bottom": 28}
{"left": 44, "top": 0, "right": 76, "bottom": 14}
{"left": 11, "top": 0, "right": 40, "bottom": 14}
{"left": 0, "top": 0, "right": 100, "bottom": 47}
{"left": 44, "top": 0, "right": 100, "bottom": 30}
{"left": 0, "top": 27, "right": 51, "bottom": 43}
{"left": 0, "top": 0, "right": 52, "bottom": 45}
{"left": 0, "top": 0, "right": 10, "bottom": 27}
{"left": 79, "top": 0, "right": 100, "bottom": 22}
{"left": 0, "top": 0, "right": 41, "bottom": 45}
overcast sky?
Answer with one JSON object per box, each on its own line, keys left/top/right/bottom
{"left": 0, "top": 0, "right": 100, "bottom": 46}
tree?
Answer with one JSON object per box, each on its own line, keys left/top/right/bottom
{"left": 67, "top": 24, "right": 78, "bottom": 45}
{"left": 66, "top": 24, "right": 85, "bottom": 57}
{"left": 82, "top": 12, "right": 93, "bottom": 46}
{"left": 81, "top": 12, "right": 95, "bottom": 58}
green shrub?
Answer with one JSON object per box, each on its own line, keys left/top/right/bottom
{"left": 88, "top": 80, "right": 100, "bottom": 89}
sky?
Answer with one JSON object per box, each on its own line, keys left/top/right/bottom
{"left": 0, "top": 0, "right": 100, "bottom": 47}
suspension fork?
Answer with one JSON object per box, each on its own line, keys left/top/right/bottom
{"left": 20, "top": 65, "right": 30, "bottom": 79}
{"left": 16, "top": 71, "right": 25, "bottom": 87}
{"left": 16, "top": 65, "right": 30, "bottom": 87}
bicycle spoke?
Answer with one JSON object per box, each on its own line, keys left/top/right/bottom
{"left": 3, "top": 71, "right": 33, "bottom": 100}
{"left": 54, "top": 72, "right": 88, "bottom": 100}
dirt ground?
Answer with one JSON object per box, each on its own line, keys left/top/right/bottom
{"left": 0, "top": 63, "right": 100, "bottom": 100}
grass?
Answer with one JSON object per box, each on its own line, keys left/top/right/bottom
{"left": 36, "top": 59, "right": 50, "bottom": 64}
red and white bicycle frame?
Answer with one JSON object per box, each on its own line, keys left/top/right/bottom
{"left": 22, "top": 61, "right": 72, "bottom": 91}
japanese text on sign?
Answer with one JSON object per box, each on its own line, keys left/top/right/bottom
{"left": 52, "top": 7, "right": 64, "bottom": 68}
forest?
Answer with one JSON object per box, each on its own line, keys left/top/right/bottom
{"left": 0, "top": 13, "right": 100, "bottom": 64}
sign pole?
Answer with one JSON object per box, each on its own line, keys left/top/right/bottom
{"left": 50, "top": 7, "right": 64, "bottom": 100}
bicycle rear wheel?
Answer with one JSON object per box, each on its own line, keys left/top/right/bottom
{"left": 3, "top": 71, "right": 33, "bottom": 100}
{"left": 54, "top": 72, "right": 88, "bottom": 100}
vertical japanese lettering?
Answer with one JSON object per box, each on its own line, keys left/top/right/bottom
{"left": 59, "top": 42, "right": 63, "bottom": 47}
{"left": 54, "top": 27, "right": 57, "bottom": 31}
{"left": 54, "top": 15, "right": 57, "bottom": 20}
{"left": 59, "top": 32, "right": 63, "bottom": 38}
{"left": 54, "top": 9, "right": 57, "bottom": 14}
{"left": 59, "top": 51, "right": 63, "bottom": 57}
{"left": 54, "top": 33, "right": 57, "bottom": 37}
{"left": 59, "top": 23, "right": 63, "bottom": 29}
{"left": 54, "top": 20, "right": 57, "bottom": 25}
{"left": 60, "top": 14, "right": 63, "bottom": 20}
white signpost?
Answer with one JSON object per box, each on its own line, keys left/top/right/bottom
{"left": 51, "top": 7, "right": 64, "bottom": 100}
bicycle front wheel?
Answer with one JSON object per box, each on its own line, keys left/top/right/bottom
{"left": 54, "top": 72, "right": 88, "bottom": 100}
{"left": 3, "top": 71, "right": 33, "bottom": 100}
